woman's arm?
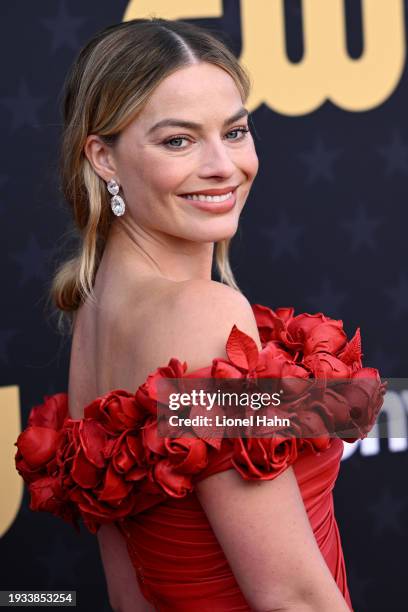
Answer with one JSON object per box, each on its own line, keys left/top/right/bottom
{"left": 165, "top": 281, "right": 351, "bottom": 612}
{"left": 196, "top": 466, "right": 350, "bottom": 612}
{"left": 97, "top": 523, "right": 156, "bottom": 612}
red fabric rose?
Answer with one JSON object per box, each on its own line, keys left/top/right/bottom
{"left": 15, "top": 394, "right": 81, "bottom": 529}
{"left": 135, "top": 359, "right": 187, "bottom": 415}
{"left": 152, "top": 437, "right": 209, "bottom": 497}
{"left": 232, "top": 435, "right": 299, "bottom": 480}
{"left": 251, "top": 304, "right": 385, "bottom": 444}
{"left": 335, "top": 368, "right": 387, "bottom": 441}
{"left": 15, "top": 304, "right": 385, "bottom": 534}
{"left": 141, "top": 414, "right": 210, "bottom": 497}
{"left": 252, "top": 305, "right": 349, "bottom": 362}
{"left": 27, "top": 392, "right": 69, "bottom": 429}
{"left": 15, "top": 383, "right": 213, "bottom": 533}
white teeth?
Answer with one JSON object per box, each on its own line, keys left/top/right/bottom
{"left": 183, "top": 191, "right": 233, "bottom": 202}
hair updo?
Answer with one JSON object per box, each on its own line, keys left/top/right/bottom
{"left": 50, "top": 17, "right": 251, "bottom": 333}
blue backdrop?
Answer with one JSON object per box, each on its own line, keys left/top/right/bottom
{"left": 1, "top": 2, "right": 407, "bottom": 611}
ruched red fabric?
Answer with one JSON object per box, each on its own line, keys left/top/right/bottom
{"left": 116, "top": 437, "right": 351, "bottom": 611}
{"left": 14, "top": 304, "right": 386, "bottom": 611}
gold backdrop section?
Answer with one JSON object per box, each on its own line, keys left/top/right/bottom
{"left": 124, "top": 0, "right": 406, "bottom": 115}
{"left": 0, "top": 386, "right": 22, "bottom": 537}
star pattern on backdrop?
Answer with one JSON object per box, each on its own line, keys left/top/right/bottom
{"left": 368, "top": 488, "right": 407, "bottom": 535}
{"left": 377, "top": 128, "right": 408, "bottom": 177}
{"left": 305, "top": 277, "right": 347, "bottom": 317}
{"left": 1, "top": 4, "right": 407, "bottom": 612}
{"left": 384, "top": 273, "right": 408, "bottom": 319}
{"left": 261, "top": 212, "right": 303, "bottom": 259}
{"left": 40, "top": 0, "right": 88, "bottom": 53}
{"left": 10, "top": 234, "right": 54, "bottom": 286}
{"left": 341, "top": 203, "right": 383, "bottom": 251}
{"left": 0, "top": 79, "right": 47, "bottom": 131}
{"left": 298, "top": 136, "right": 343, "bottom": 183}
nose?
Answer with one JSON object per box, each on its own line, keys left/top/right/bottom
{"left": 198, "top": 138, "right": 236, "bottom": 178}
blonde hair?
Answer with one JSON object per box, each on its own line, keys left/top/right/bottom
{"left": 49, "top": 17, "right": 252, "bottom": 334}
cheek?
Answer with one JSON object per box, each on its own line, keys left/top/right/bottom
{"left": 120, "top": 145, "right": 184, "bottom": 190}
{"left": 233, "top": 140, "right": 259, "bottom": 182}
{"left": 244, "top": 144, "right": 259, "bottom": 179}
{"left": 148, "top": 158, "right": 190, "bottom": 194}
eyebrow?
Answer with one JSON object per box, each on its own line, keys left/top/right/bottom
{"left": 147, "top": 107, "right": 249, "bottom": 135}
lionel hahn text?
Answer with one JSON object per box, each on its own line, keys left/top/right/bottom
{"left": 168, "top": 414, "right": 291, "bottom": 427}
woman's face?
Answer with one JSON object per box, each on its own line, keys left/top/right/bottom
{"left": 93, "top": 62, "right": 259, "bottom": 243}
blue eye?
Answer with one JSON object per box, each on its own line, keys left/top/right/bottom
{"left": 163, "top": 126, "right": 250, "bottom": 149}
{"left": 226, "top": 127, "right": 250, "bottom": 140}
{"left": 164, "top": 136, "right": 189, "bottom": 148}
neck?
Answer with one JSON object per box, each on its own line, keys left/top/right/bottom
{"left": 101, "top": 219, "right": 215, "bottom": 283}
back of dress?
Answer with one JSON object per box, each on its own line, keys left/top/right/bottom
{"left": 15, "top": 281, "right": 385, "bottom": 611}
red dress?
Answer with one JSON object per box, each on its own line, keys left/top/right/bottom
{"left": 14, "top": 304, "right": 385, "bottom": 611}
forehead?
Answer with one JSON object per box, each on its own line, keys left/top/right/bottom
{"left": 141, "top": 63, "right": 242, "bottom": 120}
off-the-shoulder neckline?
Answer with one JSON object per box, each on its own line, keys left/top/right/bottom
{"left": 65, "top": 309, "right": 267, "bottom": 418}
{"left": 62, "top": 303, "right": 268, "bottom": 408}
{"left": 40, "top": 304, "right": 362, "bottom": 419}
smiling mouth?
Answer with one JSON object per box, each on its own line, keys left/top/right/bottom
{"left": 178, "top": 185, "right": 238, "bottom": 202}
{"left": 179, "top": 191, "right": 234, "bottom": 203}
{"left": 177, "top": 188, "right": 238, "bottom": 214}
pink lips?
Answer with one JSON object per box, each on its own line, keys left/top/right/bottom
{"left": 178, "top": 188, "right": 237, "bottom": 214}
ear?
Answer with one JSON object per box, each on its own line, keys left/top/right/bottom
{"left": 84, "top": 134, "right": 118, "bottom": 183}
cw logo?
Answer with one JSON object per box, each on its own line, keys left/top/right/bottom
{"left": 124, "top": 0, "right": 406, "bottom": 115}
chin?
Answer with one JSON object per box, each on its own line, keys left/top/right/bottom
{"left": 189, "top": 216, "right": 240, "bottom": 243}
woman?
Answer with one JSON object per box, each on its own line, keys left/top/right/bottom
{"left": 15, "top": 18, "right": 384, "bottom": 611}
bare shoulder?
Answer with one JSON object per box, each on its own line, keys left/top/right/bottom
{"left": 163, "top": 279, "right": 262, "bottom": 371}
{"left": 171, "top": 278, "right": 250, "bottom": 312}
{"left": 116, "top": 277, "right": 262, "bottom": 379}
{"left": 168, "top": 279, "right": 262, "bottom": 347}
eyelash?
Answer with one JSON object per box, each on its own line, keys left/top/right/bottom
{"left": 163, "top": 126, "right": 250, "bottom": 149}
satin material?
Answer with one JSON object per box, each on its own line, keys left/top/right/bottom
{"left": 15, "top": 302, "right": 371, "bottom": 611}
{"left": 116, "top": 437, "right": 353, "bottom": 611}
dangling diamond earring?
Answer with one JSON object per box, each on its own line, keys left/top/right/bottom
{"left": 107, "top": 179, "right": 126, "bottom": 216}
